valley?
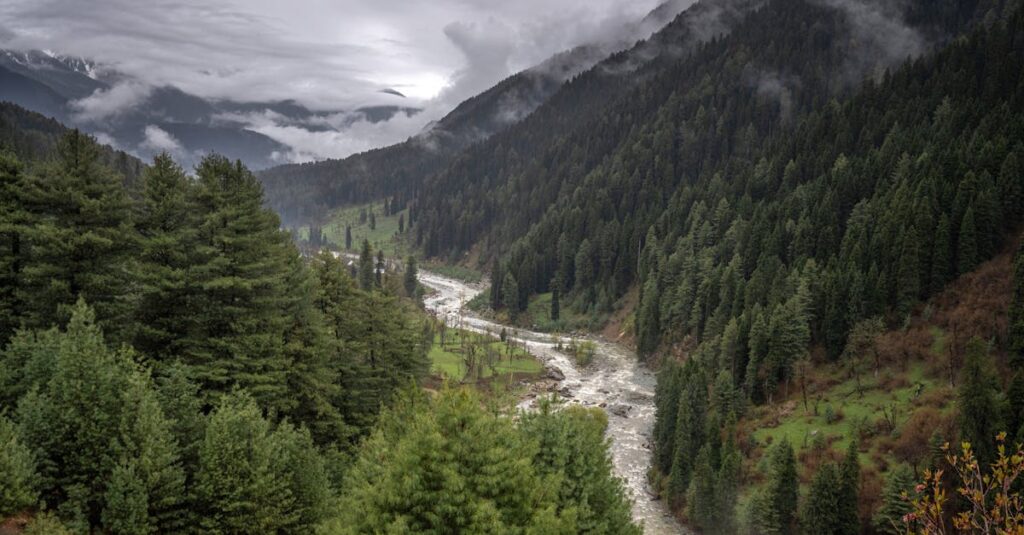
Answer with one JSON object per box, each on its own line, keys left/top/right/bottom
{"left": 420, "top": 271, "right": 688, "bottom": 534}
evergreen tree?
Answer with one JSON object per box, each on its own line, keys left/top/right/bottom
{"left": 344, "top": 225, "right": 352, "bottom": 250}
{"left": 957, "top": 206, "right": 979, "bottom": 275}
{"left": 490, "top": 260, "right": 503, "bottom": 310}
{"left": 551, "top": 283, "right": 560, "bottom": 322}
{"left": 102, "top": 460, "right": 149, "bottom": 535}
{"left": 519, "top": 400, "right": 641, "bottom": 534}
{"left": 930, "top": 214, "right": 953, "bottom": 293}
{"left": 375, "top": 249, "right": 385, "bottom": 288}
{"left": 0, "top": 152, "right": 28, "bottom": 345}
{"left": 765, "top": 440, "right": 798, "bottom": 534}
{"left": 331, "top": 388, "right": 571, "bottom": 533}
{"left": 872, "top": 464, "right": 915, "bottom": 535}
{"left": 836, "top": 441, "right": 860, "bottom": 535}
{"left": 803, "top": 463, "right": 843, "bottom": 535}
{"left": 398, "top": 213, "right": 405, "bottom": 233}
{"left": 16, "top": 131, "right": 135, "bottom": 343}
{"left": 184, "top": 155, "right": 306, "bottom": 412}
{"left": 503, "top": 272, "right": 519, "bottom": 315}
{"left": 15, "top": 300, "right": 183, "bottom": 529}
{"left": 403, "top": 255, "right": 418, "bottom": 298}
{"left": 132, "top": 153, "right": 194, "bottom": 366}
{"left": 194, "top": 392, "right": 298, "bottom": 534}
{"left": 687, "top": 446, "right": 718, "bottom": 531}
{"left": 358, "top": 239, "right": 374, "bottom": 291}
{"left": 958, "top": 337, "right": 1004, "bottom": 465}
{"left": 0, "top": 415, "right": 37, "bottom": 517}
{"left": 714, "top": 427, "right": 741, "bottom": 535}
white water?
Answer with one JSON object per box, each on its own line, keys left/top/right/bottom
{"left": 419, "top": 271, "right": 689, "bottom": 534}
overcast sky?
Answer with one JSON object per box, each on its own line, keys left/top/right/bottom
{"left": 0, "top": 0, "right": 675, "bottom": 161}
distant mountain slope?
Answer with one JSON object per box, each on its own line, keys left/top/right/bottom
{"left": 0, "top": 101, "right": 145, "bottom": 187}
{"left": 257, "top": 0, "right": 696, "bottom": 226}
{"left": 0, "top": 49, "right": 418, "bottom": 171}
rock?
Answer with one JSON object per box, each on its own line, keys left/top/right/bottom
{"left": 598, "top": 402, "right": 607, "bottom": 408}
{"left": 558, "top": 386, "right": 574, "bottom": 398}
{"left": 545, "top": 367, "right": 565, "bottom": 381}
{"left": 608, "top": 403, "right": 632, "bottom": 417}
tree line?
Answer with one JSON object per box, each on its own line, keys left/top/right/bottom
{"left": 0, "top": 128, "right": 640, "bottom": 532}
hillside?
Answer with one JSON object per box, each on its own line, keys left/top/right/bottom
{"left": 0, "top": 101, "right": 144, "bottom": 187}
{"left": 256, "top": 0, "right": 695, "bottom": 227}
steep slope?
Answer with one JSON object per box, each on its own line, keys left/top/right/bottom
{"left": 0, "top": 101, "right": 144, "bottom": 187}
{"left": 256, "top": 0, "right": 698, "bottom": 227}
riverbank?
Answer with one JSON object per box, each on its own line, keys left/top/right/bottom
{"left": 419, "top": 270, "right": 688, "bottom": 534}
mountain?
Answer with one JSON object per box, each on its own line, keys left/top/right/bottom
{"left": 257, "top": 0, "right": 697, "bottom": 226}
{"left": 0, "top": 100, "right": 144, "bottom": 187}
{"left": 0, "top": 49, "right": 420, "bottom": 171}
{"left": 394, "top": 0, "right": 1022, "bottom": 530}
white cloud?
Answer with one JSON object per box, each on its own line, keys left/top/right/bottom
{"left": 140, "top": 124, "right": 183, "bottom": 153}
{"left": 0, "top": 0, "right": 692, "bottom": 161}
{"left": 70, "top": 82, "right": 151, "bottom": 122}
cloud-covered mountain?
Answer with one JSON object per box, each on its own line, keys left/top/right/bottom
{"left": 0, "top": 49, "right": 420, "bottom": 170}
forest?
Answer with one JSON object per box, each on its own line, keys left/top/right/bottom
{"left": 0, "top": 125, "right": 638, "bottom": 533}
{"left": 3, "top": 0, "right": 1024, "bottom": 532}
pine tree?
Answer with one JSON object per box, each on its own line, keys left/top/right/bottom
{"left": 930, "top": 214, "right": 953, "bottom": 294}
{"left": 550, "top": 283, "right": 560, "bottom": 322}
{"left": 896, "top": 227, "right": 921, "bottom": 316}
{"left": 375, "top": 249, "right": 385, "bottom": 288}
{"left": 519, "top": 401, "right": 640, "bottom": 534}
{"left": 358, "top": 239, "right": 374, "bottom": 291}
{"left": 132, "top": 153, "right": 195, "bottom": 366}
{"left": 687, "top": 446, "right": 718, "bottom": 532}
{"left": 330, "top": 388, "right": 574, "bottom": 533}
{"left": 872, "top": 464, "right": 914, "bottom": 535}
{"left": 837, "top": 440, "right": 860, "bottom": 535}
{"left": 490, "top": 260, "right": 503, "bottom": 310}
{"left": 195, "top": 392, "right": 298, "bottom": 534}
{"left": 102, "top": 460, "right": 149, "bottom": 535}
{"left": 503, "top": 272, "right": 519, "bottom": 315}
{"left": 957, "top": 206, "right": 978, "bottom": 275}
{"left": 0, "top": 415, "right": 37, "bottom": 517}
{"left": 344, "top": 225, "right": 352, "bottom": 250}
{"left": 118, "top": 373, "right": 187, "bottom": 533}
{"left": 0, "top": 152, "right": 28, "bottom": 346}
{"left": 17, "top": 131, "right": 135, "bottom": 343}
{"left": 958, "top": 337, "right": 1004, "bottom": 465}
{"left": 403, "top": 255, "right": 418, "bottom": 298}
{"left": 398, "top": 213, "right": 405, "bottom": 233}
{"left": 765, "top": 440, "right": 798, "bottom": 534}
{"left": 803, "top": 463, "right": 842, "bottom": 535}
{"left": 154, "top": 363, "right": 205, "bottom": 475}
{"left": 184, "top": 155, "right": 304, "bottom": 412}
{"left": 714, "top": 427, "right": 741, "bottom": 535}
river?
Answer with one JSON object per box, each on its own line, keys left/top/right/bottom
{"left": 419, "top": 271, "right": 688, "bottom": 534}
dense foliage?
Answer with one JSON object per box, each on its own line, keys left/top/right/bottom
{"left": 0, "top": 124, "right": 641, "bottom": 531}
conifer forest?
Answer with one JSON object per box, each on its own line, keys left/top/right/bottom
{"left": 1, "top": 0, "right": 1024, "bottom": 533}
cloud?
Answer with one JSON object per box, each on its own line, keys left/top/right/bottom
{"left": 816, "top": 0, "right": 928, "bottom": 81}
{"left": 70, "top": 82, "right": 152, "bottom": 122}
{"left": 0, "top": 0, "right": 690, "bottom": 161}
{"left": 140, "top": 125, "right": 183, "bottom": 153}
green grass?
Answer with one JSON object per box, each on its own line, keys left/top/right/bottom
{"left": 467, "top": 291, "right": 610, "bottom": 334}
{"left": 428, "top": 329, "right": 543, "bottom": 384}
{"left": 752, "top": 362, "right": 941, "bottom": 460}
{"left": 423, "top": 263, "right": 483, "bottom": 283}
{"left": 299, "top": 200, "right": 411, "bottom": 258}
